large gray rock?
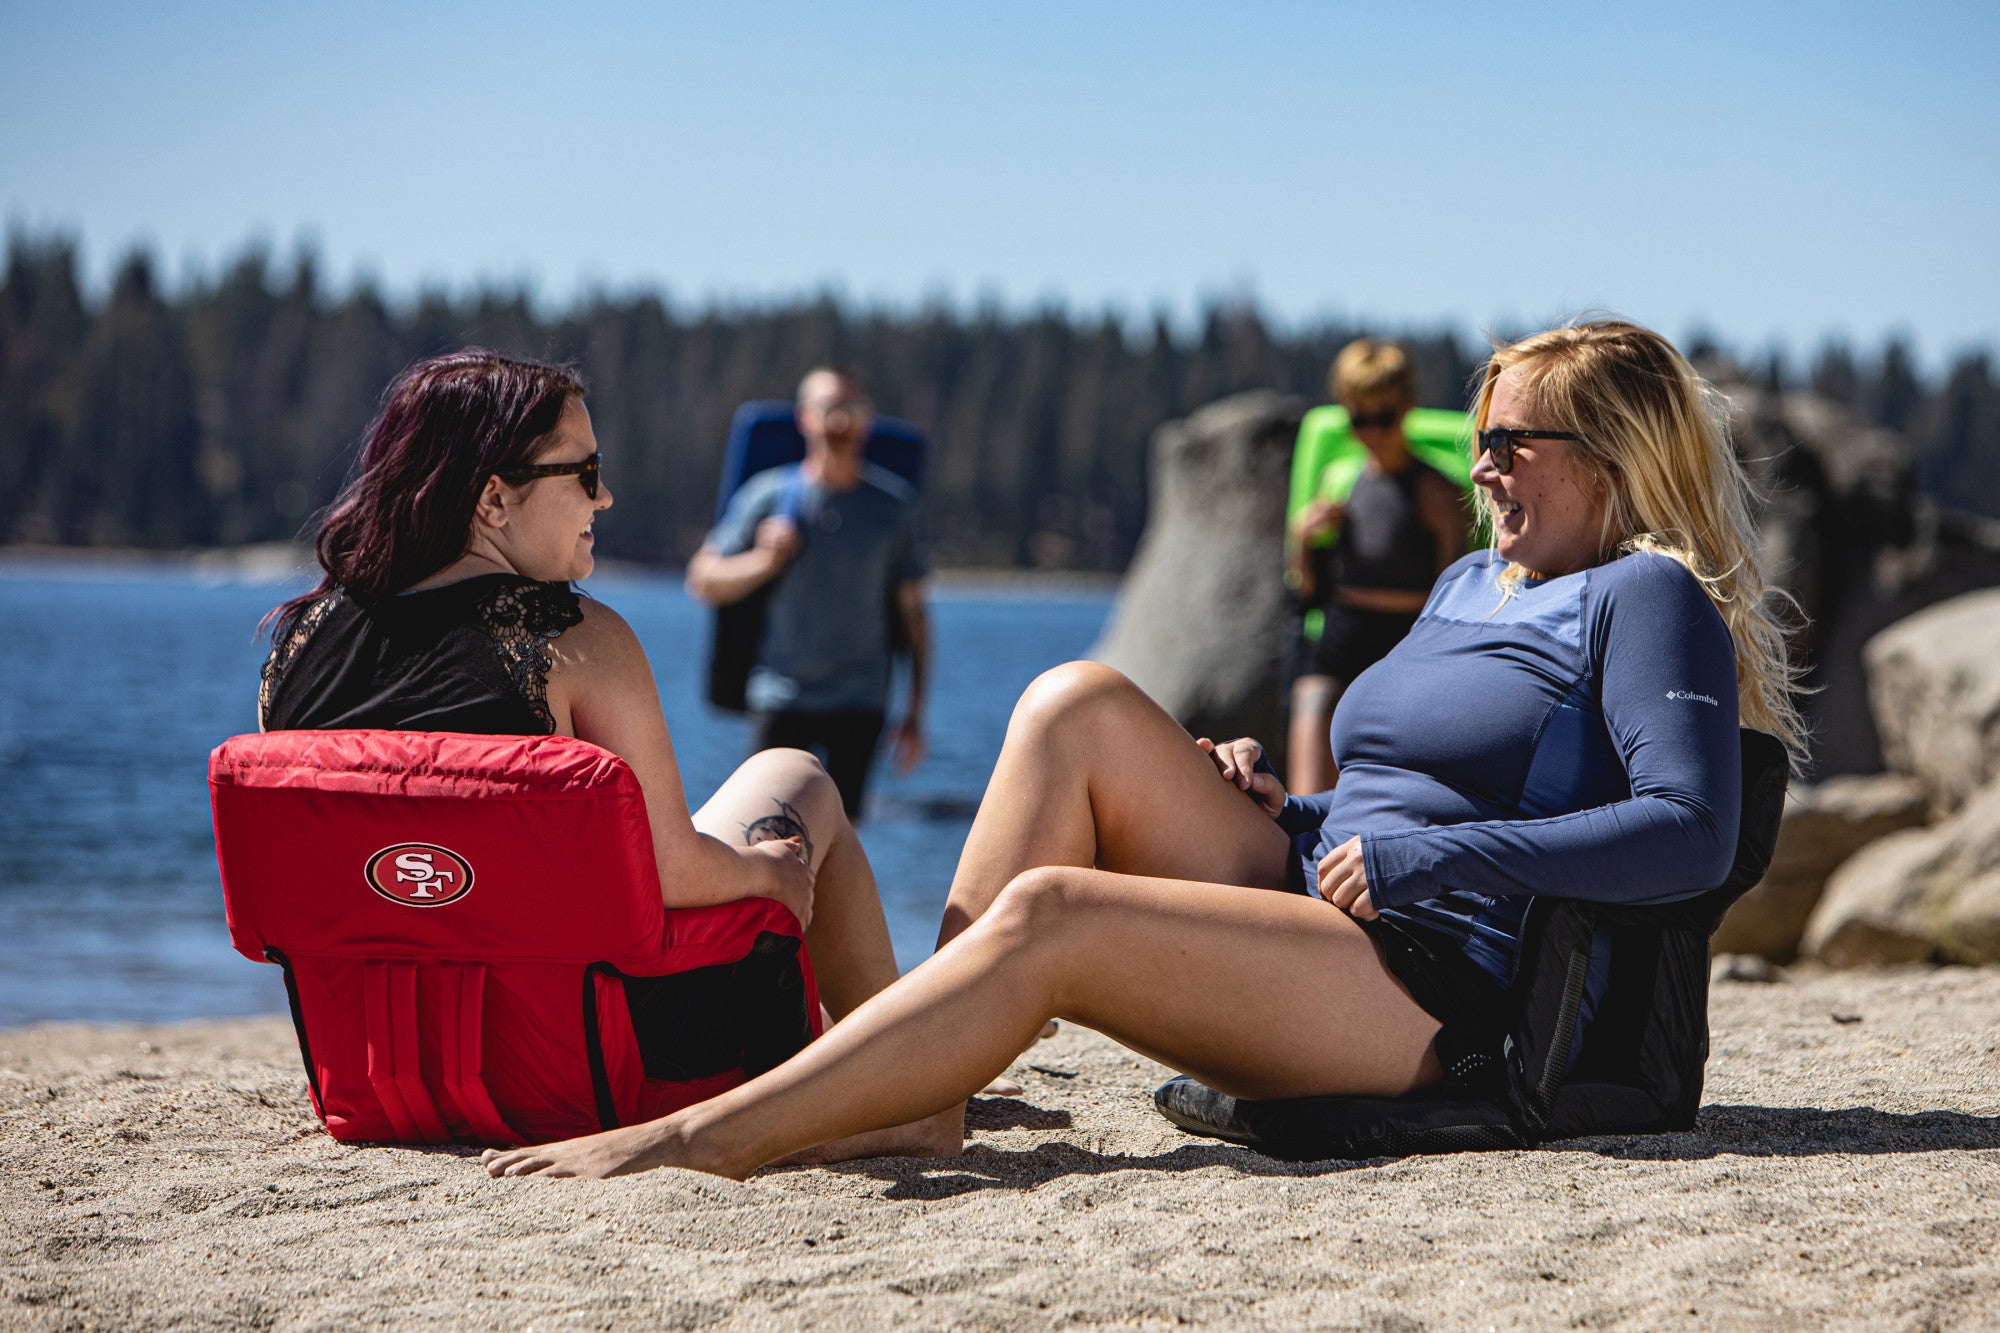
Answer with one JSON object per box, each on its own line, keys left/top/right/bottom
{"left": 1863, "top": 588, "right": 2000, "bottom": 817}
{"left": 1089, "top": 377, "right": 2000, "bottom": 796}
{"left": 1801, "top": 777, "right": 2000, "bottom": 966}
{"left": 1091, "top": 391, "right": 1302, "bottom": 759}
{"left": 1721, "top": 380, "right": 2000, "bottom": 777}
{"left": 1713, "top": 773, "right": 1929, "bottom": 962}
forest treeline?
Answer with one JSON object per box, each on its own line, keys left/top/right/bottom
{"left": 3, "top": 233, "right": 1997, "bottom": 570}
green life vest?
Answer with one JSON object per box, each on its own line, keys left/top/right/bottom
{"left": 1288, "top": 406, "right": 1482, "bottom": 642}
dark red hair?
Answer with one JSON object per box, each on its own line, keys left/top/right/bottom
{"left": 267, "top": 350, "right": 584, "bottom": 635}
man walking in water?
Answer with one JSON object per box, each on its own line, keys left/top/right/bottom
{"left": 687, "top": 367, "right": 930, "bottom": 819}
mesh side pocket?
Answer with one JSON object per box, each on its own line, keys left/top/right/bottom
{"left": 620, "top": 932, "right": 814, "bottom": 1083}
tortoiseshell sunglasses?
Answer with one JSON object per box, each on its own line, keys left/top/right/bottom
{"left": 496, "top": 451, "right": 601, "bottom": 498}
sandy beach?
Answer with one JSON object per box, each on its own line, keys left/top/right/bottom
{"left": 4, "top": 963, "right": 1997, "bottom": 1331}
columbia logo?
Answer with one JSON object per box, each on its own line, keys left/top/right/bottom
{"left": 1666, "top": 690, "right": 1719, "bottom": 706}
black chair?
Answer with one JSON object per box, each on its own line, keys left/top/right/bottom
{"left": 1155, "top": 729, "right": 1789, "bottom": 1160}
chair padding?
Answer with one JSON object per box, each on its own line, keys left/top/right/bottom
{"left": 212, "top": 730, "right": 823, "bottom": 1145}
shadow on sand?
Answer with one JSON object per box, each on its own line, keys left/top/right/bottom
{"left": 830, "top": 1103, "right": 2000, "bottom": 1200}
{"left": 1587, "top": 1103, "right": 2000, "bottom": 1161}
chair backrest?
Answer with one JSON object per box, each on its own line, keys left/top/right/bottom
{"left": 1504, "top": 728, "right": 1791, "bottom": 1139}
{"left": 713, "top": 399, "right": 928, "bottom": 523}
{"left": 211, "top": 730, "right": 820, "bottom": 1145}
{"left": 214, "top": 730, "right": 668, "bottom": 967}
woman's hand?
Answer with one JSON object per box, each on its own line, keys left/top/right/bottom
{"left": 1291, "top": 498, "right": 1347, "bottom": 545}
{"left": 1195, "top": 737, "right": 1287, "bottom": 817}
{"left": 1316, "top": 835, "right": 1377, "bottom": 919}
{"left": 738, "top": 836, "right": 816, "bottom": 930}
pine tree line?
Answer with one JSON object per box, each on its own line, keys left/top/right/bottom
{"left": 3, "top": 233, "right": 1995, "bottom": 570}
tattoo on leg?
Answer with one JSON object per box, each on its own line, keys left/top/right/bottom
{"left": 743, "top": 799, "right": 814, "bottom": 865}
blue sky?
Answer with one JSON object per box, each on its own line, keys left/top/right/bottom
{"left": 4, "top": 1, "right": 1995, "bottom": 366}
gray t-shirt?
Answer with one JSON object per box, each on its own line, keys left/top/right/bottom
{"left": 707, "top": 463, "right": 928, "bottom": 713}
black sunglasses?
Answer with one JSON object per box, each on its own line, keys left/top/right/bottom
{"left": 1348, "top": 408, "right": 1403, "bottom": 431}
{"left": 495, "top": 452, "right": 602, "bottom": 498}
{"left": 1474, "top": 428, "right": 1587, "bottom": 475}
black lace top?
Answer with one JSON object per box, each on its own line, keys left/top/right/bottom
{"left": 259, "top": 575, "right": 586, "bottom": 735}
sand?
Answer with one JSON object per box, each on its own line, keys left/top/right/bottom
{"left": 3, "top": 963, "right": 1997, "bottom": 1331}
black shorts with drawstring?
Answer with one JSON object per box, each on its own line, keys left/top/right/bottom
{"left": 1281, "top": 851, "right": 1510, "bottom": 1095}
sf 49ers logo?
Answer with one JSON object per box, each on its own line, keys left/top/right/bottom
{"left": 364, "top": 843, "right": 474, "bottom": 907}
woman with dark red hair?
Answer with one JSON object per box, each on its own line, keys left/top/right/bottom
{"left": 260, "top": 350, "right": 960, "bottom": 1163}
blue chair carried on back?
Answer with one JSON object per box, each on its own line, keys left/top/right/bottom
{"left": 711, "top": 400, "right": 928, "bottom": 524}
{"left": 704, "top": 400, "right": 930, "bottom": 712}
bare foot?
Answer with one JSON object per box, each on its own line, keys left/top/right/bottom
{"left": 481, "top": 1119, "right": 703, "bottom": 1180}
{"left": 1039, "top": 1019, "right": 1059, "bottom": 1041}
{"left": 482, "top": 1105, "right": 967, "bottom": 1181}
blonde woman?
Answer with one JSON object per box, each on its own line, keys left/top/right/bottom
{"left": 1285, "top": 338, "right": 1467, "bottom": 792}
{"left": 484, "top": 320, "right": 1804, "bottom": 1181}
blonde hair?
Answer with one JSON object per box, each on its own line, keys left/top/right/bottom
{"left": 1471, "top": 319, "right": 1809, "bottom": 767}
{"left": 1330, "top": 338, "right": 1417, "bottom": 408}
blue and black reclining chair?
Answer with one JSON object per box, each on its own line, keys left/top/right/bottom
{"left": 704, "top": 400, "right": 929, "bottom": 712}
{"left": 1156, "top": 728, "right": 1789, "bottom": 1159}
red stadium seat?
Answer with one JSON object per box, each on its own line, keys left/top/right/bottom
{"left": 210, "top": 730, "right": 823, "bottom": 1146}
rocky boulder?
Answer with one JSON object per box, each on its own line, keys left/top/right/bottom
{"left": 1713, "top": 773, "right": 1928, "bottom": 962}
{"left": 1091, "top": 391, "right": 1302, "bottom": 761}
{"left": 1721, "top": 380, "right": 2000, "bottom": 777}
{"left": 1862, "top": 588, "right": 2000, "bottom": 817}
{"left": 1800, "top": 777, "right": 2000, "bottom": 966}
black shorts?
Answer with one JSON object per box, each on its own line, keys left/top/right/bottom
{"left": 1359, "top": 913, "right": 1511, "bottom": 1095}
{"left": 1296, "top": 602, "right": 1420, "bottom": 683}
{"left": 1280, "top": 849, "right": 1509, "bottom": 1093}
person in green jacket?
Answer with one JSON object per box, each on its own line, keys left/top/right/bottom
{"left": 1285, "top": 340, "right": 1469, "bottom": 793}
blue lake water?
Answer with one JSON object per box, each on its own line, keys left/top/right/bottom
{"left": 0, "top": 561, "right": 1112, "bottom": 1027}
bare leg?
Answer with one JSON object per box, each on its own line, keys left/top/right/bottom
{"left": 694, "top": 747, "right": 896, "bottom": 1020}
{"left": 1287, "top": 674, "right": 1340, "bottom": 796}
{"left": 937, "top": 662, "right": 1294, "bottom": 949}
{"left": 697, "top": 748, "right": 1016, "bottom": 1114}
{"left": 483, "top": 865, "right": 1440, "bottom": 1179}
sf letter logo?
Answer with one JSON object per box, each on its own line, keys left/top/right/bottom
{"left": 364, "top": 843, "right": 475, "bottom": 907}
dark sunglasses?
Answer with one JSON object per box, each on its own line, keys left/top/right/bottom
{"left": 1348, "top": 408, "right": 1404, "bottom": 431}
{"left": 495, "top": 452, "right": 602, "bottom": 499}
{"left": 1474, "top": 428, "right": 1587, "bottom": 475}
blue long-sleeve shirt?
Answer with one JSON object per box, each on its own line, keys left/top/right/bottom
{"left": 1281, "top": 549, "right": 1742, "bottom": 987}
